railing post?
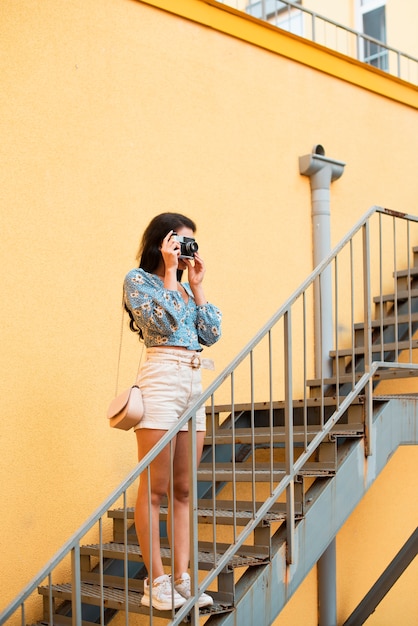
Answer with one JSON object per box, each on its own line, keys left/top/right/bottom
{"left": 71, "top": 545, "right": 82, "bottom": 626}
{"left": 362, "top": 220, "right": 373, "bottom": 456}
{"left": 284, "top": 309, "right": 295, "bottom": 564}
{"left": 189, "top": 412, "right": 200, "bottom": 625}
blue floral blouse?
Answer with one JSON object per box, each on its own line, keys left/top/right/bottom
{"left": 123, "top": 268, "right": 222, "bottom": 351}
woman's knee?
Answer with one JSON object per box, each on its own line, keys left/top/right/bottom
{"left": 138, "top": 479, "right": 167, "bottom": 505}
{"left": 172, "top": 481, "right": 189, "bottom": 503}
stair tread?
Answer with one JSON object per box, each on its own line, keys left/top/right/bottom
{"left": 373, "top": 288, "right": 418, "bottom": 303}
{"left": 353, "top": 312, "right": 418, "bottom": 329}
{"left": 330, "top": 339, "right": 418, "bottom": 357}
{"left": 109, "top": 499, "right": 295, "bottom": 522}
{"left": 204, "top": 423, "right": 364, "bottom": 445}
{"left": 37, "top": 582, "right": 231, "bottom": 616}
{"left": 205, "top": 396, "right": 364, "bottom": 414}
{"left": 197, "top": 461, "right": 335, "bottom": 479}
{"left": 81, "top": 541, "right": 269, "bottom": 567}
{"left": 394, "top": 267, "right": 418, "bottom": 278}
{"left": 307, "top": 367, "right": 418, "bottom": 387}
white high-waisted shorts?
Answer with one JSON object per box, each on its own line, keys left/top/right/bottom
{"left": 134, "top": 347, "right": 209, "bottom": 432}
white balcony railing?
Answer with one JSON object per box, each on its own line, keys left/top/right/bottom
{"left": 219, "top": 0, "right": 418, "bottom": 85}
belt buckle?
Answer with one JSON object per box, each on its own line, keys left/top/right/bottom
{"left": 191, "top": 355, "right": 201, "bottom": 369}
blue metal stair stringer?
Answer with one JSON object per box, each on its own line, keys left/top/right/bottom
{"left": 205, "top": 396, "right": 418, "bottom": 626}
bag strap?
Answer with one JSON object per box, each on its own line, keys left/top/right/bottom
{"left": 114, "top": 292, "right": 145, "bottom": 396}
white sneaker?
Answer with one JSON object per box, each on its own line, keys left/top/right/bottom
{"left": 141, "top": 574, "right": 186, "bottom": 610}
{"left": 174, "top": 572, "right": 214, "bottom": 608}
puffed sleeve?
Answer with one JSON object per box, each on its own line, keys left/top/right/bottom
{"left": 195, "top": 303, "right": 222, "bottom": 346}
{"left": 124, "top": 269, "right": 186, "bottom": 337}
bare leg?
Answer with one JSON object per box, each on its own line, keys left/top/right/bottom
{"left": 135, "top": 429, "right": 175, "bottom": 580}
{"left": 167, "top": 431, "right": 205, "bottom": 580}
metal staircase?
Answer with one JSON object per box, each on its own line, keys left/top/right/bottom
{"left": 1, "top": 206, "right": 418, "bottom": 626}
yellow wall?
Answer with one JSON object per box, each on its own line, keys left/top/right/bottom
{"left": 1, "top": 0, "right": 417, "bottom": 620}
{"left": 386, "top": 0, "right": 418, "bottom": 59}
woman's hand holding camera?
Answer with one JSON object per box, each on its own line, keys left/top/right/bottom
{"left": 160, "top": 230, "right": 180, "bottom": 290}
{"left": 184, "top": 253, "right": 207, "bottom": 305}
{"left": 161, "top": 230, "right": 181, "bottom": 267}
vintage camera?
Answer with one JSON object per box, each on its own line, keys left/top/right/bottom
{"left": 172, "top": 233, "right": 199, "bottom": 259}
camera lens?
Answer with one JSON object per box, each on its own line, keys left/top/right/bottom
{"left": 186, "top": 241, "right": 199, "bottom": 254}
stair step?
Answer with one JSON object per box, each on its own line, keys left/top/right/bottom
{"left": 330, "top": 339, "right": 418, "bottom": 358}
{"left": 80, "top": 540, "right": 270, "bottom": 570}
{"left": 109, "top": 499, "right": 300, "bottom": 525}
{"left": 373, "top": 288, "right": 418, "bottom": 304}
{"left": 32, "top": 620, "right": 102, "bottom": 626}
{"left": 307, "top": 368, "right": 418, "bottom": 389}
{"left": 197, "top": 461, "right": 335, "bottom": 481}
{"left": 394, "top": 267, "right": 418, "bottom": 279}
{"left": 206, "top": 396, "right": 363, "bottom": 415}
{"left": 204, "top": 423, "right": 364, "bottom": 445}
{"left": 180, "top": 499, "right": 302, "bottom": 523}
{"left": 353, "top": 312, "right": 418, "bottom": 330}
{"left": 37, "top": 582, "right": 231, "bottom": 617}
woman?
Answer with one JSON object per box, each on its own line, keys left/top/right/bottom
{"left": 123, "top": 213, "right": 222, "bottom": 611}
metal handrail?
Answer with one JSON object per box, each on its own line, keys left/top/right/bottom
{"left": 227, "top": 0, "right": 418, "bottom": 85}
{"left": 2, "top": 205, "right": 418, "bottom": 625}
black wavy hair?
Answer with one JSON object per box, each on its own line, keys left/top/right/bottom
{"left": 126, "top": 212, "right": 197, "bottom": 338}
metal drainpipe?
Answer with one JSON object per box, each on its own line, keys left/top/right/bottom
{"left": 299, "top": 145, "right": 346, "bottom": 626}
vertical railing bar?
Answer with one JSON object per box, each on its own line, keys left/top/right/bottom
{"left": 189, "top": 411, "right": 199, "bottom": 625}
{"left": 350, "top": 238, "right": 356, "bottom": 391}
{"left": 363, "top": 220, "right": 373, "bottom": 456}
{"left": 169, "top": 438, "right": 175, "bottom": 619}
{"left": 71, "top": 544, "right": 82, "bottom": 626}
{"left": 99, "top": 517, "right": 104, "bottom": 625}
{"left": 334, "top": 256, "right": 339, "bottom": 409}
{"left": 20, "top": 602, "right": 25, "bottom": 626}
{"left": 379, "top": 213, "right": 384, "bottom": 362}
{"left": 319, "top": 272, "right": 324, "bottom": 428}
{"left": 268, "top": 330, "right": 274, "bottom": 494}
{"left": 407, "top": 220, "right": 412, "bottom": 361}
{"left": 303, "top": 291, "right": 308, "bottom": 451}
{"left": 250, "top": 350, "right": 256, "bottom": 516}
{"left": 284, "top": 309, "right": 294, "bottom": 564}
{"left": 48, "top": 572, "right": 53, "bottom": 625}
{"left": 123, "top": 491, "right": 129, "bottom": 623}
{"left": 147, "top": 465, "right": 154, "bottom": 624}
{"left": 231, "top": 371, "right": 237, "bottom": 543}
{"left": 393, "top": 217, "right": 399, "bottom": 360}
{"left": 210, "top": 395, "right": 218, "bottom": 567}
